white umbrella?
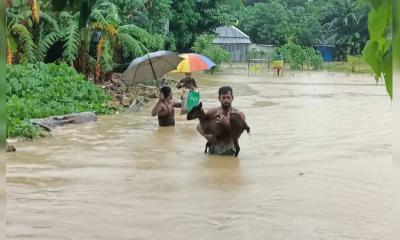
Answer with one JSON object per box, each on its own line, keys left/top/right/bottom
{"left": 122, "top": 50, "right": 183, "bottom": 86}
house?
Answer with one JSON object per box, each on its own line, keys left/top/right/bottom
{"left": 313, "top": 35, "right": 336, "bottom": 62}
{"left": 314, "top": 44, "right": 335, "bottom": 62}
{"left": 213, "top": 26, "right": 252, "bottom": 62}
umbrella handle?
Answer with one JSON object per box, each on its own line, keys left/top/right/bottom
{"left": 147, "top": 54, "right": 160, "bottom": 89}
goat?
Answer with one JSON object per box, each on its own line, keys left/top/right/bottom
{"left": 187, "top": 102, "right": 250, "bottom": 156}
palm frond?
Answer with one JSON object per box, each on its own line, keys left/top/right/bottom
{"left": 37, "top": 31, "right": 61, "bottom": 61}
{"left": 97, "top": 1, "right": 121, "bottom": 25}
{"left": 62, "top": 20, "right": 80, "bottom": 64}
{"left": 13, "top": 10, "right": 32, "bottom": 22}
{"left": 39, "top": 11, "right": 60, "bottom": 32}
{"left": 11, "top": 23, "right": 36, "bottom": 63}
{"left": 117, "top": 32, "right": 146, "bottom": 58}
{"left": 7, "top": 19, "right": 16, "bottom": 35}
{"left": 118, "top": 24, "right": 155, "bottom": 50}
{"left": 59, "top": 11, "right": 73, "bottom": 19}
{"left": 90, "top": 9, "right": 107, "bottom": 26}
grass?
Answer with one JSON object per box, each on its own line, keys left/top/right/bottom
{"left": 219, "top": 61, "right": 373, "bottom": 75}
{"left": 321, "top": 61, "right": 373, "bottom": 74}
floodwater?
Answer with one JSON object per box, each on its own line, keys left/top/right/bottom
{"left": 6, "top": 71, "right": 391, "bottom": 239}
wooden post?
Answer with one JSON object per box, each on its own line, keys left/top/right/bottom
{"left": 247, "top": 59, "right": 250, "bottom": 76}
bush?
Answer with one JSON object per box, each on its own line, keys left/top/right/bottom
{"left": 279, "top": 41, "right": 305, "bottom": 70}
{"left": 278, "top": 37, "right": 323, "bottom": 70}
{"left": 304, "top": 47, "right": 323, "bottom": 70}
{"left": 6, "top": 63, "right": 114, "bottom": 138}
{"left": 347, "top": 55, "right": 363, "bottom": 72}
{"left": 192, "top": 34, "right": 231, "bottom": 73}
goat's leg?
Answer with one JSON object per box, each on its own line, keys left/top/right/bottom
{"left": 204, "top": 142, "right": 209, "bottom": 153}
{"left": 232, "top": 137, "right": 240, "bottom": 157}
{"left": 244, "top": 122, "right": 250, "bottom": 133}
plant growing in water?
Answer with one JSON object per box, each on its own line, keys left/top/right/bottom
{"left": 6, "top": 63, "right": 114, "bottom": 139}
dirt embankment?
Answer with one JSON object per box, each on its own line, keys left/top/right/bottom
{"left": 102, "top": 73, "right": 177, "bottom": 110}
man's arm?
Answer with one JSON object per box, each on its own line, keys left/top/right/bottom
{"left": 216, "top": 112, "right": 231, "bottom": 129}
{"left": 151, "top": 92, "right": 167, "bottom": 116}
{"left": 173, "top": 101, "right": 182, "bottom": 108}
{"left": 176, "top": 79, "right": 184, "bottom": 89}
{"left": 192, "top": 79, "right": 198, "bottom": 88}
{"left": 151, "top": 102, "right": 167, "bottom": 116}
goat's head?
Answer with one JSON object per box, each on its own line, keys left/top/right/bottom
{"left": 187, "top": 102, "right": 204, "bottom": 120}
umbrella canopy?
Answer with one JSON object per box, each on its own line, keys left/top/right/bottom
{"left": 123, "top": 50, "right": 183, "bottom": 85}
{"left": 174, "top": 53, "right": 216, "bottom": 73}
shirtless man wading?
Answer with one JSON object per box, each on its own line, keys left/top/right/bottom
{"left": 151, "top": 86, "right": 181, "bottom": 127}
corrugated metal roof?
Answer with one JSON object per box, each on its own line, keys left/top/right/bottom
{"left": 213, "top": 26, "right": 252, "bottom": 44}
{"left": 213, "top": 38, "right": 252, "bottom": 44}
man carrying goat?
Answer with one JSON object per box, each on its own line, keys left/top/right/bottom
{"left": 191, "top": 86, "right": 249, "bottom": 156}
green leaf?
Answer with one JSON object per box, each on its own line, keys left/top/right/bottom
{"left": 62, "top": 21, "right": 80, "bottom": 63}
{"left": 381, "top": 50, "right": 392, "bottom": 99}
{"left": 368, "top": 0, "right": 391, "bottom": 40}
{"left": 368, "top": 0, "right": 384, "bottom": 10}
{"left": 362, "top": 40, "right": 382, "bottom": 77}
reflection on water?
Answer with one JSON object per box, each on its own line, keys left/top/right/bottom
{"left": 6, "top": 72, "right": 391, "bottom": 239}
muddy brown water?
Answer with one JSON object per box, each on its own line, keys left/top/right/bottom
{"left": 6, "top": 71, "right": 391, "bottom": 239}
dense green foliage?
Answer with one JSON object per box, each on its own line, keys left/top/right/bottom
{"left": 278, "top": 37, "right": 323, "bottom": 70}
{"left": 238, "top": 0, "right": 369, "bottom": 60}
{"left": 8, "top": 0, "right": 374, "bottom": 62}
{"left": 6, "top": 63, "right": 114, "bottom": 138}
{"left": 240, "top": 2, "right": 289, "bottom": 46}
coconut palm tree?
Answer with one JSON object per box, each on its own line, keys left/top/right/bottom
{"left": 323, "top": 0, "right": 369, "bottom": 58}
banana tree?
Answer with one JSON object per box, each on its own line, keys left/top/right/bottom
{"left": 6, "top": 0, "right": 38, "bottom": 64}
{"left": 6, "top": 0, "right": 63, "bottom": 64}
{"left": 86, "top": 1, "right": 163, "bottom": 82}
{"left": 6, "top": 19, "right": 36, "bottom": 64}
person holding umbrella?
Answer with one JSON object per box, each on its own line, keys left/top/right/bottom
{"left": 151, "top": 86, "right": 182, "bottom": 127}
{"left": 176, "top": 72, "right": 198, "bottom": 90}
{"left": 176, "top": 72, "right": 198, "bottom": 111}
{"left": 173, "top": 53, "right": 216, "bottom": 114}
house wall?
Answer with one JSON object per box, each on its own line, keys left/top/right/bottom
{"left": 217, "top": 43, "right": 250, "bottom": 62}
{"left": 314, "top": 46, "right": 334, "bottom": 62}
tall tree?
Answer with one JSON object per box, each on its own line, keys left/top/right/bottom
{"left": 169, "top": 0, "right": 232, "bottom": 52}
{"left": 286, "top": 4, "right": 321, "bottom": 46}
{"left": 239, "top": 2, "right": 289, "bottom": 45}
{"left": 323, "top": 0, "right": 369, "bottom": 58}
